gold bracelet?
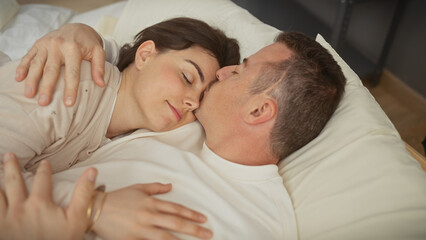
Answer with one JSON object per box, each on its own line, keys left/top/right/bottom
{"left": 85, "top": 191, "right": 97, "bottom": 233}
{"left": 86, "top": 191, "right": 107, "bottom": 233}
{"left": 92, "top": 191, "right": 107, "bottom": 225}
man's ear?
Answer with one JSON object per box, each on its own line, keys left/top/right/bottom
{"left": 243, "top": 97, "right": 277, "bottom": 125}
{"left": 135, "top": 40, "right": 157, "bottom": 69}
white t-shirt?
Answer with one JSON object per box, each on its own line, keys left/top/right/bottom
{"left": 52, "top": 122, "right": 298, "bottom": 240}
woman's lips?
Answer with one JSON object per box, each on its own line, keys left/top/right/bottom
{"left": 167, "top": 101, "right": 182, "bottom": 121}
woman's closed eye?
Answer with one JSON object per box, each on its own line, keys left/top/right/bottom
{"left": 182, "top": 73, "right": 193, "bottom": 85}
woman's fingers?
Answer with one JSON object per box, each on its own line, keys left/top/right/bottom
{"left": 154, "top": 199, "right": 207, "bottom": 223}
{"left": 0, "top": 183, "right": 6, "bottom": 215}
{"left": 150, "top": 198, "right": 212, "bottom": 239}
{"left": 138, "top": 182, "right": 173, "bottom": 195}
{"left": 2, "top": 153, "right": 27, "bottom": 205}
{"left": 137, "top": 227, "right": 180, "bottom": 240}
{"left": 67, "top": 167, "right": 97, "bottom": 220}
{"left": 138, "top": 183, "right": 211, "bottom": 237}
{"left": 30, "top": 160, "right": 53, "bottom": 200}
{"left": 150, "top": 211, "right": 213, "bottom": 239}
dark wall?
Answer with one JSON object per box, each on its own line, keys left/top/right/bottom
{"left": 231, "top": 0, "right": 426, "bottom": 97}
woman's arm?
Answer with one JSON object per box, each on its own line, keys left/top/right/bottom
{"left": 0, "top": 153, "right": 97, "bottom": 240}
{"left": 15, "top": 23, "right": 115, "bottom": 107}
{"left": 92, "top": 184, "right": 213, "bottom": 240}
{"left": 1, "top": 153, "right": 213, "bottom": 239}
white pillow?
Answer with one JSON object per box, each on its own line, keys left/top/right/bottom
{"left": 94, "top": 16, "right": 118, "bottom": 37}
{"left": 279, "top": 34, "right": 426, "bottom": 239}
{"left": 0, "top": 4, "right": 75, "bottom": 60}
{"left": 0, "top": 0, "right": 19, "bottom": 30}
{"left": 112, "top": 0, "right": 426, "bottom": 239}
{"left": 112, "top": 0, "right": 279, "bottom": 60}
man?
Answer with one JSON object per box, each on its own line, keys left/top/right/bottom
{"left": 8, "top": 23, "right": 345, "bottom": 239}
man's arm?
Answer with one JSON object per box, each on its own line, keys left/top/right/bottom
{"left": 15, "top": 23, "right": 117, "bottom": 107}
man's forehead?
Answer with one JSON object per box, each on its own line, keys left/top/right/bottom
{"left": 250, "top": 42, "right": 291, "bottom": 63}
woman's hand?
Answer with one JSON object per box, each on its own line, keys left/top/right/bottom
{"left": 15, "top": 23, "right": 106, "bottom": 107}
{"left": 0, "top": 153, "right": 97, "bottom": 240}
{"left": 93, "top": 184, "right": 213, "bottom": 240}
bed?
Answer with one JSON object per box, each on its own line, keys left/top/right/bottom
{"left": 1, "top": 0, "right": 426, "bottom": 239}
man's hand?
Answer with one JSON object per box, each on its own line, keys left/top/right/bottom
{"left": 93, "top": 184, "right": 213, "bottom": 240}
{"left": 0, "top": 153, "right": 98, "bottom": 240}
{"left": 15, "top": 23, "right": 106, "bottom": 107}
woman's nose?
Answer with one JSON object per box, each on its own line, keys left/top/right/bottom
{"left": 216, "top": 65, "right": 236, "bottom": 81}
{"left": 184, "top": 96, "right": 199, "bottom": 111}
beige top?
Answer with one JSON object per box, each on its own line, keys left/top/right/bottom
{"left": 0, "top": 60, "right": 121, "bottom": 175}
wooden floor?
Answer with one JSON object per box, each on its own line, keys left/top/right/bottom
{"left": 18, "top": 0, "right": 426, "bottom": 156}
{"left": 364, "top": 71, "right": 426, "bottom": 156}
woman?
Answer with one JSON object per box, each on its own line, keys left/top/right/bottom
{"left": 0, "top": 17, "right": 240, "bottom": 239}
{"left": 0, "top": 17, "right": 239, "bottom": 173}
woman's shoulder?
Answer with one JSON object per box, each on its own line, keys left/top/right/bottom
{"left": 79, "top": 60, "right": 121, "bottom": 90}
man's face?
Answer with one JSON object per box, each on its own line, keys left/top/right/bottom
{"left": 195, "top": 42, "right": 292, "bottom": 147}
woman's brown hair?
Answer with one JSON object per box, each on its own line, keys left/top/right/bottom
{"left": 117, "top": 17, "right": 240, "bottom": 71}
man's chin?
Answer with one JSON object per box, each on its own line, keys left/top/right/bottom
{"left": 194, "top": 111, "right": 200, "bottom": 120}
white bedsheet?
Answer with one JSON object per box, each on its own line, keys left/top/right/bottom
{"left": 0, "top": 2, "right": 126, "bottom": 61}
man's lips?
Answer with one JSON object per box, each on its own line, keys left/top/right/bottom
{"left": 167, "top": 101, "right": 182, "bottom": 121}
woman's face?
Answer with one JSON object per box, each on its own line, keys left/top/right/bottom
{"left": 132, "top": 44, "right": 219, "bottom": 132}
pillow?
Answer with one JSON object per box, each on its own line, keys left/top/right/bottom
{"left": 0, "top": 4, "right": 75, "bottom": 60}
{"left": 278, "top": 34, "right": 426, "bottom": 239}
{"left": 94, "top": 15, "right": 118, "bottom": 37}
{"left": 0, "top": 51, "right": 11, "bottom": 67}
{"left": 112, "top": 0, "right": 279, "bottom": 60}
{"left": 0, "top": 0, "right": 19, "bottom": 30}
{"left": 68, "top": 1, "right": 126, "bottom": 28}
{"left": 112, "top": 0, "right": 426, "bottom": 239}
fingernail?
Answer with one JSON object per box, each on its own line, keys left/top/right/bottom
{"left": 15, "top": 72, "right": 22, "bottom": 80}
{"left": 25, "top": 86, "right": 33, "bottom": 96}
{"left": 65, "top": 97, "right": 73, "bottom": 106}
{"left": 202, "top": 230, "right": 212, "bottom": 238}
{"left": 39, "top": 94, "right": 48, "bottom": 105}
{"left": 199, "top": 215, "right": 207, "bottom": 221}
{"left": 87, "top": 169, "right": 97, "bottom": 182}
{"left": 3, "top": 153, "right": 13, "bottom": 163}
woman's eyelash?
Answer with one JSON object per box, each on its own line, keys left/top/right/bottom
{"left": 182, "top": 73, "right": 192, "bottom": 84}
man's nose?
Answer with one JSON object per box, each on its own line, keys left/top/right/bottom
{"left": 216, "top": 65, "right": 236, "bottom": 81}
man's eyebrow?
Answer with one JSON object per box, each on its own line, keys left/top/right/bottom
{"left": 185, "top": 59, "right": 204, "bottom": 82}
